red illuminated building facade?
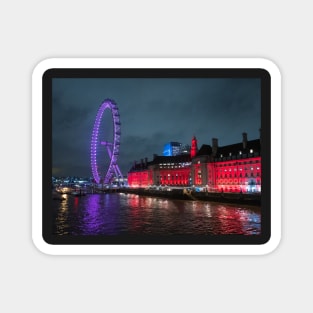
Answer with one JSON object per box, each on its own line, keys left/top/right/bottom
{"left": 190, "top": 136, "right": 198, "bottom": 158}
{"left": 128, "top": 132, "right": 261, "bottom": 193}
{"left": 127, "top": 155, "right": 191, "bottom": 188}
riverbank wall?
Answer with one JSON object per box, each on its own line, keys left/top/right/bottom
{"left": 116, "top": 187, "right": 261, "bottom": 206}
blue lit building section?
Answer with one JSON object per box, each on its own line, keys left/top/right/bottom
{"left": 163, "top": 143, "right": 173, "bottom": 156}
{"left": 163, "top": 142, "right": 182, "bottom": 156}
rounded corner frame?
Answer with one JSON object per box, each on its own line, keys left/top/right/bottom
{"left": 32, "top": 58, "right": 281, "bottom": 255}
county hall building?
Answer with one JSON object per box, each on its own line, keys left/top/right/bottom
{"left": 127, "top": 132, "right": 261, "bottom": 193}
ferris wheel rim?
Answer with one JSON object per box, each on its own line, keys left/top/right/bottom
{"left": 90, "top": 99, "right": 121, "bottom": 184}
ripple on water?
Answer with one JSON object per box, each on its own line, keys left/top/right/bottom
{"left": 52, "top": 193, "right": 261, "bottom": 236}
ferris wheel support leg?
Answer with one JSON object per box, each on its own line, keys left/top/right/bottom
{"left": 102, "top": 144, "right": 123, "bottom": 181}
{"left": 112, "top": 166, "right": 120, "bottom": 181}
{"left": 116, "top": 165, "right": 123, "bottom": 178}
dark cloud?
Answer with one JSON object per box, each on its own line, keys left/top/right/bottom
{"left": 52, "top": 77, "right": 261, "bottom": 177}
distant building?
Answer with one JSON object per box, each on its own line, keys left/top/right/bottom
{"left": 180, "top": 144, "right": 191, "bottom": 155}
{"left": 163, "top": 142, "right": 191, "bottom": 156}
{"left": 128, "top": 132, "right": 261, "bottom": 193}
{"left": 163, "top": 142, "right": 182, "bottom": 156}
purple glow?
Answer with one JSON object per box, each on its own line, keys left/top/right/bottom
{"left": 90, "top": 99, "right": 123, "bottom": 184}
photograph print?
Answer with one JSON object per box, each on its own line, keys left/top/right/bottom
{"left": 43, "top": 67, "right": 270, "bottom": 245}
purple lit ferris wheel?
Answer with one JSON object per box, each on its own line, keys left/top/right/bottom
{"left": 90, "top": 99, "right": 123, "bottom": 184}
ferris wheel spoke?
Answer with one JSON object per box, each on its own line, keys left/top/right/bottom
{"left": 101, "top": 141, "right": 113, "bottom": 159}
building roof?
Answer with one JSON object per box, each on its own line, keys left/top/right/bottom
{"left": 128, "top": 137, "right": 261, "bottom": 172}
{"left": 196, "top": 139, "right": 260, "bottom": 159}
{"left": 151, "top": 154, "right": 191, "bottom": 165}
{"left": 196, "top": 144, "right": 212, "bottom": 156}
{"left": 128, "top": 154, "right": 191, "bottom": 173}
{"left": 216, "top": 139, "right": 260, "bottom": 156}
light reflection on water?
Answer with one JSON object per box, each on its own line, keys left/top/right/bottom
{"left": 52, "top": 193, "right": 261, "bottom": 236}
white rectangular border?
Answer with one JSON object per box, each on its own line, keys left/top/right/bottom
{"left": 32, "top": 58, "right": 281, "bottom": 255}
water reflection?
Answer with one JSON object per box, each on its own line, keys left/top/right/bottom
{"left": 79, "top": 194, "right": 121, "bottom": 235}
{"left": 54, "top": 194, "right": 70, "bottom": 235}
{"left": 52, "top": 193, "right": 261, "bottom": 236}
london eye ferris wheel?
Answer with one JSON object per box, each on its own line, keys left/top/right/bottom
{"left": 90, "top": 99, "right": 123, "bottom": 185}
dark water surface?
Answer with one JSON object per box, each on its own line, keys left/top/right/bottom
{"left": 52, "top": 193, "right": 261, "bottom": 236}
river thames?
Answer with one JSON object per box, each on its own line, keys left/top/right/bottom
{"left": 52, "top": 193, "right": 261, "bottom": 236}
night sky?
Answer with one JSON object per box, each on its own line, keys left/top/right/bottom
{"left": 52, "top": 78, "right": 261, "bottom": 178}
